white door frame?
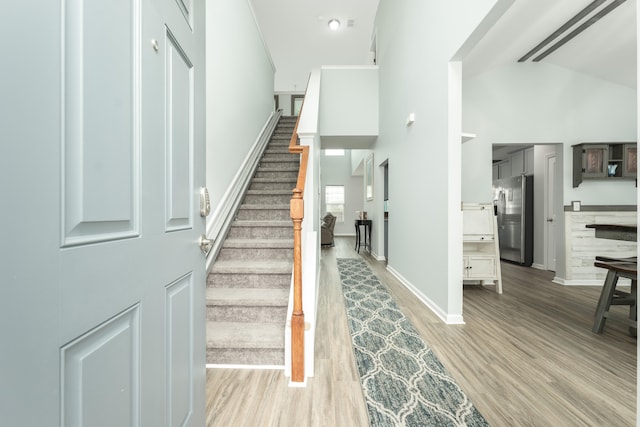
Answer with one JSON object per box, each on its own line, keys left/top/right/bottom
{"left": 544, "top": 153, "right": 558, "bottom": 271}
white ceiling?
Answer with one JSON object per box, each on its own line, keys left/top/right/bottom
{"left": 251, "top": 0, "right": 637, "bottom": 91}
{"left": 464, "top": 0, "right": 637, "bottom": 88}
{"left": 249, "top": 0, "right": 379, "bottom": 92}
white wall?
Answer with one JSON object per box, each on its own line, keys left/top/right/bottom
{"left": 351, "top": 149, "right": 368, "bottom": 175}
{"left": 275, "top": 92, "right": 304, "bottom": 116}
{"left": 320, "top": 151, "right": 364, "bottom": 236}
{"left": 462, "top": 62, "right": 637, "bottom": 205}
{"left": 319, "top": 66, "right": 379, "bottom": 137}
{"left": 374, "top": 0, "right": 497, "bottom": 322}
{"left": 205, "top": 0, "right": 275, "bottom": 213}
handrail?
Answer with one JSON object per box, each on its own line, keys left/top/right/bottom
{"left": 288, "top": 102, "right": 308, "bottom": 384}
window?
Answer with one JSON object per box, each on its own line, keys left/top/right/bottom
{"left": 324, "top": 149, "right": 345, "bottom": 156}
{"left": 325, "top": 185, "right": 345, "bottom": 222}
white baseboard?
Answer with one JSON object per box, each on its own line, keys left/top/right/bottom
{"left": 531, "top": 263, "right": 546, "bottom": 270}
{"left": 206, "top": 364, "right": 284, "bottom": 370}
{"left": 371, "top": 250, "right": 386, "bottom": 262}
{"left": 386, "top": 265, "right": 464, "bottom": 325}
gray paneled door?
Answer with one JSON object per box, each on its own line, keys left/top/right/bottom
{"left": 1, "top": 0, "right": 206, "bottom": 425}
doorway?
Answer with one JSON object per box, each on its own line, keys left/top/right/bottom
{"left": 491, "top": 143, "right": 562, "bottom": 271}
{"left": 291, "top": 95, "right": 304, "bottom": 116}
{"left": 382, "top": 160, "right": 389, "bottom": 262}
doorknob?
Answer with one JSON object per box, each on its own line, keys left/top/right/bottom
{"left": 200, "top": 235, "right": 213, "bottom": 255}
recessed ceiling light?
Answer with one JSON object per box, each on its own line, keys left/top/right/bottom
{"left": 328, "top": 19, "right": 340, "bottom": 31}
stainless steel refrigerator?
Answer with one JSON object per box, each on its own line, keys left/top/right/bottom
{"left": 492, "top": 175, "right": 533, "bottom": 266}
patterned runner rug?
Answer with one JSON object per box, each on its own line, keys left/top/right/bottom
{"left": 337, "top": 258, "right": 490, "bottom": 427}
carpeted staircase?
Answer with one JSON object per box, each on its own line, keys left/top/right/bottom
{"left": 206, "top": 116, "right": 299, "bottom": 366}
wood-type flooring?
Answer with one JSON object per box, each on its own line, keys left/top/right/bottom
{"left": 206, "top": 236, "right": 636, "bottom": 426}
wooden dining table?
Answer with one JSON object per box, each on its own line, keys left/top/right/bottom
{"left": 586, "top": 223, "right": 637, "bottom": 335}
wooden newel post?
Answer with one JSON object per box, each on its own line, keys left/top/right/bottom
{"left": 290, "top": 187, "right": 305, "bottom": 383}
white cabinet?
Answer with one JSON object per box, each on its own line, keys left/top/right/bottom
{"left": 510, "top": 151, "right": 524, "bottom": 176}
{"left": 497, "top": 160, "right": 510, "bottom": 179}
{"left": 464, "top": 254, "right": 497, "bottom": 279}
{"left": 524, "top": 147, "right": 534, "bottom": 175}
{"left": 462, "top": 203, "right": 502, "bottom": 293}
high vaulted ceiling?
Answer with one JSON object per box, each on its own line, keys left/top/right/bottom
{"left": 464, "top": 0, "right": 637, "bottom": 88}
{"left": 249, "top": 0, "right": 379, "bottom": 92}
{"left": 250, "top": 0, "right": 637, "bottom": 91}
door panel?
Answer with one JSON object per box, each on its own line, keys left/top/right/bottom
{"left": 61, "top": 305, "right": 140, "bottom": 427}
{"left": 175, "top": 0, "right": 194, "bottom": 27}
{"left": 2, "top": 0, "right": 206, "bottom": 425}
{"left": 165, "top": 29, "right": 194, "bottom": 231}
{"left": 166, "top": 274, "right": 195, "bottom": 425}
{"left": 63, "top": 0, "right": 140, "bottom": 245}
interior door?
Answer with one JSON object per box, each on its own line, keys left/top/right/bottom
{"left": 1, "top": 1, "right": 206, "bottom": 425}
{"left": 545, "top": 154, "right": 557, "bottom": 271}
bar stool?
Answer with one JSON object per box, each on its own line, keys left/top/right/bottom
{"left": 592, "top": 260, "right": 637, "bottom": 336}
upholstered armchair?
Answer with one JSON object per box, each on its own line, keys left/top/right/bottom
{"left": 321, "top": 213, "right": 336, "bottom": 246}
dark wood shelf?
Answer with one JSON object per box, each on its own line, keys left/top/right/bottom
{"left": 572, "top": 142, "right": 636, "bottom": 187}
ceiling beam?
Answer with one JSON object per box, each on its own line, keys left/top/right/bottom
{"left": 518, "top": 0, "right": 608, "bottom": 62}
{"left": 532, "top": 0, "right": 626, "bottom": 62}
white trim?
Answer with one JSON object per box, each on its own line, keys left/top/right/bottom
{"left": 320, "top": 65, "right": 378, "bottom": 71}
{"left": 386, "top": 265, "right": 465, "bottom": 325}
{"left": 246, "top": 0, "right": 276, "bottom": 73}
{"left": 531, "top": 263, "right": 546, "bottom": 270}
{"left": 206, "top": 364, "right": 284, "bottom": 370}
{"left": 447, "top": 61, "right": 464, "bottom": 322}
{"left": 288, "top": 377, "right": 308, "bottom": 387}
{"left": 544, "top": 152, "right": 557, "bottom": 271}
{"left": 370, "top": 250, "right": 386, "bottom": 262}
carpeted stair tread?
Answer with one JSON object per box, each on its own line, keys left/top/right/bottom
{"left": 210, "top": 259, "right": 293, "bottom": 275}
{"left": 246, "top": 189, "right": 293, "bottom": 195}
{"left": 230, "top": 220, "right": 292, "bottom": 227}
{"left": 239, "top": 203, "right": 290, "bottom": 209}
{"left": 206, "top": 116, "right": 297, "bottom": 367}
{"left": 206, "top": 287, "right": 289, "bottom": 307}
{"left": 207, "top": 321, "right": 285, "bottom": 349}
{"left": 256, "top": 165, "right": 299, "bottom": 171}
{"left": 260, "top": 157, "right": 298, "bottom": 162}
{"left": 222, "top": 238, "right": 293, "bottom": 248}
{"left": 250, "top": 177, "right": 296, "bottom": 182}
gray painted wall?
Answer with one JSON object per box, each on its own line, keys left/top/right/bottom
{"left": 462, "top": 62, "right": 637, "bottom": 280}
{"left": 373, "top": 0, "right": 497, "bottom": 319}
{"left": 319, "top": 67, "right": 379, "bottom": 137}
{"left": 205, "top": 0, "right": 275, "bottom": 213}
{"left": 462, "top": 62, "right": 637, "bottom": 205}
{"left": 320, "top": 151, "right": 364, "bottom": 236}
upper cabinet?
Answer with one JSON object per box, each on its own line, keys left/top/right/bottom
{"left": 492, "top": 146, "right": 534, "bottom": 180}
{"left": 572, "top": 142, "right": 637, "bottom": 187}
{"left": 524, "top": 147, "right": 534, "bottom": 175}
{"left": 510, "top": 150, "right": 525, "bottom": 176}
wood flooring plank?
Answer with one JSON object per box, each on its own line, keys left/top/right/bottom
{"left": 206, "top": 237, "right": 636, "bottom": 427}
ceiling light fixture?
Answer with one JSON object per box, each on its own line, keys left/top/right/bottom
{"left": 328, "top": 19, "right": 340, "bottom": 31}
